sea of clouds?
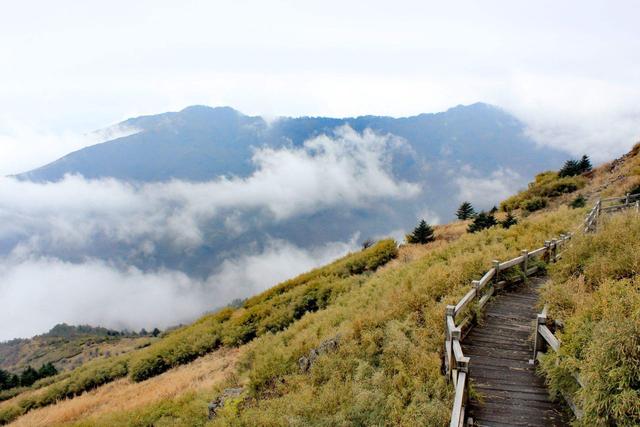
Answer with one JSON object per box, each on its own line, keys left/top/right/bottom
{"left": 0, "top": 127, "right": 420, "bottom": 340}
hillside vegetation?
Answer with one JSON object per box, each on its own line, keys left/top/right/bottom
{"left": 0, "top": 240, "right": 397, "bottom": 424}
{"left": 0, "top": 325, "right": 151, "bottom": 376}
{"left": 540, "top": 213, "right": 640, "bottom": 426}
{"left": 4, "top": 145, "right": 640, "bottom": 426}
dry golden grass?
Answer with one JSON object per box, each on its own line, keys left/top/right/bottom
{"left": 8, "top": 348, "right": 240, "bottom": 427}
{"left": 380, "top": 222, "right": 469, "bottom": 272}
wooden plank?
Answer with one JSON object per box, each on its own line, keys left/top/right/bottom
{"left": 447, "top": 315, "right": 457, "bottom": 337}
{"left": 452, "top": 339, "right": 466, "bottom": 364}
{"left": 601, "top": 196, "right": 624, "bottom": 203}
{"left": 478, "top": 268, "right": 495, "bottom": 289}
{"left": 499, "top": 255, "right": 525, "bottom": 271}
{"left": 454, "top": 288, "right": 477, "bottom": 317}
{"left": 477, "top": 286, "right": 494, "bottom": 310}
{"left": 538, "top": 325, "right": 560, "bottom": 352}
{"left": 450, "top": 371, "right": 467, "bottom": 427}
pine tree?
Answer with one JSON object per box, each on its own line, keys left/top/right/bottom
{"left": 19, "top": 366, "right": 39, "bottom": 387}
{"left": 406, "top": 219, "right": 435, "bottom": 244}
{"left": 37, "top": 363, "right": 57, "bottom": 379}
{"left": 578, "top": 155, "right": 592, "bottom": 173}
{"left": 559, "top": 159, "right": 580, "bottom": 177}
{"left": 501, "top": 211, "right": 518, "bottom": 229}
{"left": 456, "top": 201, "right": 476, "bottom": 220}
{"left": 0, "top": 369, "right": 9, "bottom": 391}
{"left": 467, "top": 211, "right": 498, "bottom": 233}
{"left": 152, "top": 327, "right": 161, "bottom": 337}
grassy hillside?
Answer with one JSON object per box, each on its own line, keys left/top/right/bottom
{"left": 540, "top": 213, "right": 640, "bottom": 426}
{"left": 3, "top": 144, "right": 640, "bottom": 426}
{"left": 0, "top": 240, "right": 398, "bottom": 424}
{"left": 0, "top": 325, "right": 152, "bottom": 375}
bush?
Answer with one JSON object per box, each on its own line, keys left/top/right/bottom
{"left": 522, "top": 196, "right": 547, "bottom": 212}
{"left": 501, "top": 172, "right": 586, "bottom": 211}
{"left": 570, "top": 195, "right": 586, "bottom": 208}
{"left": 129, "top": 240, "right": 398, "bottom": 382}
{"left": 540, "top": 213, "right": 640, "bottom": 425}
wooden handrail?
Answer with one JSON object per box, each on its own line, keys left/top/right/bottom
{"left": 445, "top": 194, "right": 639, "bottom": 425}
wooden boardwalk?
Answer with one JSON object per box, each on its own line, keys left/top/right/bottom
{"left": 463, "top": 277, "right": 569, "bottom": 426}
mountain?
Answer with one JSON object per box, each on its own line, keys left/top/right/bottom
{"left": 7, "top": 102, "right": 572, "bottom": 277}
{"left": 20, "top": 103, "right": 564, "bottom": 184}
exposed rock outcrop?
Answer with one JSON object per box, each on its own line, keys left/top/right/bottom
{"left": 298, "top": 335, "right": 340, "bottom": 372}
{"left": 208, "top": 387, "right": 244, "bottom": 419}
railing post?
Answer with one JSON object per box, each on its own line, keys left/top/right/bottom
{"left": 544, "top": 240, "right": 551, "bottom": 263}
{"left": 636, "top": 200, "right": 639, "bottom": 213}
{"left": 625, "top": 193, "right": 630, "bottom": 206}
{"left": 551, "top": 238, "right": 558, "bottom": 262}
{"left": 492, "top": 260, "right": 500, "bottom": 287}
{"left": 444, "top": 305, "right": 455, "bottom": 378}
{"left": 532, "top": 310, "right": 548, "bottom": 363}
{"left": 521, "top": 249, "right": 529, "bottom": 281}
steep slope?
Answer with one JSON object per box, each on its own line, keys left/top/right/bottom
{"left": 6, "top": 145, "right": 637, "bottom": 427}
{"left": 0, "top": 325, "right": 153, "bottom": 375}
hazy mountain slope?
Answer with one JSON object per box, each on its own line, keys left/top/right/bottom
{"left": 0, "top": 103, "right": 575, "bottom": 342}
{"left": 19, "top": 103, "right": 565, "bottom": 184}
{"left": 0, "top": 325, "right": 152, "bottom": 374}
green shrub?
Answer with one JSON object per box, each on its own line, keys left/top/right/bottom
{"left": 523, "top": 196, "right": 547, "bottom": 212}
{"left": 540, "top": 212, "right": 640, "bottom": 425}
{"left": 501, "top": 172, "right": 586, "bottom": 211}
{"left": 128, "top": 240, "right": 398, "bottom": 382}
{"left": 570, "top": 195, "right": 586, "bottom": 208}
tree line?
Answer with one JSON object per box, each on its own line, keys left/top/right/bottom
{"left": 404, "top": 154, "right": 593, "bottom": 244}
{"left": 405, "top": 202, "right": 517, "bottom": 244}
{"left": 0, "top": 363, "right": 58, "bottom": 391}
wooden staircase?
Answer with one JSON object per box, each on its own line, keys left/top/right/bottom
{"left": 463, "top": 277, "right": 569, "bottom": 427}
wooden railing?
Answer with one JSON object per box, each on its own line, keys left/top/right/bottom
{"left": 445, "top": 193, "right": 639, "bottom": 426}
{"left": 531, "top": 193, "right": 640, "bottom": 420}
{"left": 444, "top": 235, "right": 571, "bottom": 427}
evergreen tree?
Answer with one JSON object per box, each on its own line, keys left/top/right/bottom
{"left": 501, "top": 212, "right": 518, "bottom": 229}
{"left": 152, "top": 327, "right": 161, "bottom": 337}
{"left": 456, "top": 201, "right": 476, "bottom": 220}
{"left": 490, "top": 205, "right": 498, "bottom": 214}
{"left": 0, "top": 369, "right": 9, "bottom": 391}
{"left": 467, "top": 211, "right": 498, "bottom": 233}
{"left": 37, "top": 363, "right": 57, "bottom": 379}
{"left": 578, "top": 155, "right": 592, "bottom": 173}
{"left": 406, "top": 219, "right": 435, "bottom": 244}
{"left": 559, "top": 159, "right": 580, "bottom": 177}
{"left": 5, "top": 373, "right": 19, "bottom": 389}
{"left": 19, "top": 366, "right": 39, "bottom": 387}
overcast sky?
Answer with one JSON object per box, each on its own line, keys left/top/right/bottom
{"left": 1, "top": 0, "right": 639, "bottom": 174}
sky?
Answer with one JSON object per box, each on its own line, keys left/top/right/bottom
{"left": 1, "top": 0, "right": 640, "bottom": 174}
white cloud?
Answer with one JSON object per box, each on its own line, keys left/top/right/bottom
{"left": 0, "top": 121, "right": 139, "bottom": 176}
{"left": 417, "top": 208, "right": 441, "bottom": 225}
{"left": 0, "top": 127, "right": 416, "bottom": 340}
{"left": 0, "top": 238, "right": 359, "bottom": 341}
{"left": 0, "top": 127, "right": 419, "bottom": 255}
{"left": 499, "top": 73, "right": 640, "bottom": 162}
{"left": 455, "top": 168, "right": 526, "bottom": 210}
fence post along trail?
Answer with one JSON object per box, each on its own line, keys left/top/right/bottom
{"left": 444, "top": 194, "right": 639, "bottom": 426}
